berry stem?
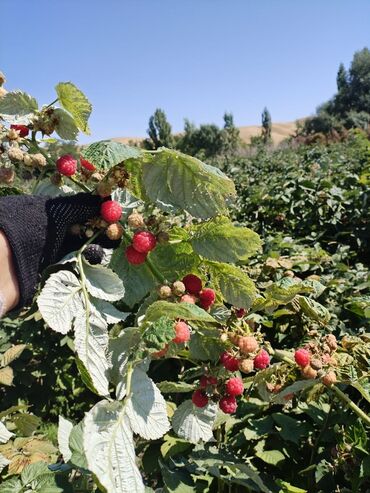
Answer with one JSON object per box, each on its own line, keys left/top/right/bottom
{"left": 76, "top": 231, "right": 102, "bottom": 255}
{"left": 331, "top": 384, "right": 370, "bottom": 426}
{"left": 146, "top": 255, "right": 166, "bottom": 284}
{"left": 68, "top": 175, "right": 91, "bottom": 193}
{"left": 45, "top": 98, "right": 59, "bottom": 109}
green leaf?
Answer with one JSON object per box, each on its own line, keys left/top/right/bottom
{"left": 110, "top": 245, "right": 156, "bottom": 308}
{"left": 143, "top": 317, "right": 175, "bottom": 351}
{"left": 92, "top": 298, "right": 129, "bottom": 325}
{"left": 159, "top": 461, "right": 195, "bottom": 492}
{"left": 160, "top": 434, "right": 192, "bottom": 460}
{"left": 21, "top": 461, "right": 51, "bottom": 485}
{"left": 189, "top": 332, "right": 224, "bottom": 361}
{"left": 0, "top": 453, "right": 10, "bottom": 474}
{"left": 272, "top": 413, "right": 311, "bottom": 445}
{"left": 126, "top": 367, "right": 170, "bottom": 440}
{"left": 296, "top": 296, "right": 331, "bottom": 324}
{"left": 255, "top": 448, "right": 285, "bottom": 466}
{"left": 82, "top": 140, "right": 143, "bottom": 169}
{"left": 265, "top": 278, "right": 312, "bottom": 304}
{"left": 55, "top": 82, "right": 91, "bottom": 134}
{"left": 144, "top": 301, "right": 216, "bottom": 323}
{"left": 69, "top": 421, "right": 88, "bottom": 469}
{"left": 58, "top": 416, "right": 73, "bottom": 463}
{"left": 0, "top": 187, "right": 23, "bottom": 197}
{"left": 190, "top": 216, "right": 261, "bottom": 263}
{"left": 0, "top": 344, "right": 26, "bottom": 367}
{"left": 208, "top": 261, "right": 257, "bottom": 309}
{"left": 83, "top": 400, "right": 144, "bottom": 492}
{"left": 12, "top": 413, "right": 41, "bottom": 436}
{"left": 140, "top": 148, "right": 236, "bottom": 219}
{"left": 53, "top": 107, "right": 79, "bottom": 140}
{"left": 272, "top": 379, "right": 317, "bottom": 404}
{"left": 0, "top": 477, "right": 23, "bottom": 493}
{"left": 157, "top": 381, "right": 196, "bottom": 393}
{"left": 82, "top": 261, "right": 125, "bottom": 302}
{"left": 37, "top": 270, "right": 83, "bottom": 334}
{"left": 0, "top": 90, "right": 38, "bottom": 117}
{"left": 0, "top": 421, "right": 13, "bottom": 444}
{"left": 172, "top": 399, "right": 217, "bottom": 444}
{"left": 33, "top": 179, "right": 75, "bottom": 197}
{"left": 150, "top": 242, "right": 201, "bottom": 280}
{"left": 277, "top": 480, "right": 307, "bottom": 493}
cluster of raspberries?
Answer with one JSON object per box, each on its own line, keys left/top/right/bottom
{"left": 152, "top": 320, "right": 191, "bottom": 358}
{"left": 124, "top": 212, "right": 158, "bottom": 264}
{"left": 56, "top": 154, "right": 97, "bottom": 177}
{"left": 220, "top": 333, "right": 271, "bottom": 374}
{"left": 191, "top": 375, "right": 244, "bottom": 414}
{"left": 294, "top": 334, "right": 338, "bottom": 385}
{"left": 178, "top": 274, "right": 216, "bottom": 311}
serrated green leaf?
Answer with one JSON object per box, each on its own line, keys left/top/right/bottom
{"left": 157, "top": 381, "right": 196, "bottom": 393}
{"left": 69, "top": 421, "right": 88, "bottom": 469}
{"left": 0, "top": 477, "right": 23, "bottom": 493}
{"left": 255, "top": 448, "right": 285, "bottom": 465}
{"left": 190, "top": 216, "right": 261, "bottom": 263}
{"left": 33, "top": 179, "right": 75, "bottom": 197}
{"left": 272, "top": 413, "right": 311, "bottom": 445}
{"left": 55, "top": 82, "right": 91, "bottom": 134}
{"left": 143, "top": 317, "right": 175, "bottom": 351}
{"left": 140, "top": 148, "right": 236, "bottom": 219}
{"left": 0, "top": 187, "right": 23, "bottom": 197}
{"left": 189, "top": 332, "right": 224, "bottom": 361}
{"left": 20, "top": 461, "right": 52, "bottom": 485}
{"left": 159, "top": 461, "right": 195, "bottom": 492}
{"left": 126, "top": 368, "right": 170, "bottom": 439}
{"left": 150, "top": 242, "right": 201, "bottom": 280}
{"left": 297, "top": 296, "right": 331, "bottom": 324}
{"left": 208, "top": 261, "right": 257, "bottom": 309}
{"left": 92, "top": 298, "right": 129, "bottom": 325}
{"left": 53, "top": 107, "right": 79, "bottom": 140}
{"left": 83, "top": 400, "right": 144, "bottom": 492}
{"left": 265, "top": 278, "right": 313, "bottom": 304}
{"left": 58, "top": 416, "right": 73, "bottom": 463}
{"left": 172, "top": 400, "right": 217, "bottom": 444}
{"left": 82, "top": 261, "right": 125, "bottom": 302}
{"left": 144, "top": 301, "right": 216, "bottom": 323}
{"left": 0, "top": 421, "right": 13, "bottom": 444}
{"left": 0, "top": 90, "right": 38, "bottom": 116}
{"left": 12, "top": 413, "right": 41, "bottom": 436}
{"left": 0, "top": 344, "right": 26, "bottom": 367}
{"left": 82, "top": 140, "right": 143, "bottom": 169}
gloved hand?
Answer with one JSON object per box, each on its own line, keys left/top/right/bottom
{"left": 0, "top": 192, "right": 119, "bottom": 309}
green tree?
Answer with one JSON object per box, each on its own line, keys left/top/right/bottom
{"left": 222, "top": 112, "right": 241, "bottom": 155}
{"left": 261, "top": 107, "right": 272, "bottom": 143}
{"left": 143, "top": 108, "right": 174, "bottom": 150}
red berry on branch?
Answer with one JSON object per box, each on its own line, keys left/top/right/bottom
{"left": 10, "top": 124, "right": 29, "bottom": 137}
{"left": 192, "top": 389, "right": 209, "bottom": 408}
{"left": 220, "top": 352, "right": 240, "bottom": 372}
{"left": 235, "top": 308, "right": 246, "bottom": 318}
{"left": 238, "top": 336, "right": 258, "bottom": 354}
{"left": 253, "top": 349, "right": 270, "bottom": 370}
{"left": 200, "top": 375, "right": 218, "bottom": 388}
{"left": 80, "top": 157, "right": 96, "bottom": 172}
{"left": 182, "top": 274, "right": 202, "bottom": 295}
{"left": 294, "top": 348, "right": 311, "bottom": 368}
{"left": 173, "top": 321, "right": 191, "bottom": 344}
{"left": 56, "top": 154, "right": 77, "bottom": 176}
{"left": 180, "top": 294, "right": 198, "bottom": 304}
{"left": 100, "top": 200, "right": 122, "bottom": 223}
{"left": 199, "top": 288, "right": 216, "bottom": 310}
{"left": 152, "top": 344, "right": 169, "bottom": 358}
{"left": 132, "top": 231, "right": 157, "bottom": 253}
{"left": 125, "top": 245, "right": 147, "bottom": 265}
{"left": 225, "top": 377, "right": 244, "bottom": 396}
{"left": 219, "top": 395, "right": 237, "bottom": 414}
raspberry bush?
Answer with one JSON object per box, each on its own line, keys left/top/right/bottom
{"left": 0, "top": 80, "right": 369, "bottom": 493}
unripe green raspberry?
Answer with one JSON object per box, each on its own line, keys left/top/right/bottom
{"left": 23, "top": 154, "right": 33, "bottom": 166}
{"left": 7, "top": 129, "right": 20, "bottom": 141}
{"left": 157, "top": 231, "right": 170, "bottom": 244}
{"left": 31, "top": 153, "right": 47, "bottom": 167}
{"left": 172, "top": 281, "right": 186, "bottom": 296}
{"left": 97, "top": 181, "right": 112, "bottom": 197}
{"left": 128, "top": 212, "right": 145, "bottom": 229}
{"left": 85, "top": 228, "right": 94, "bottom": 238}
{"left": 50, "top": 172, "right": 62, "bottom": 186}
{"left": 7, "top": 147, "right": 24, "bottom": 162}
{"left": 158, "top": 285, "right": 172, "bottom": 299}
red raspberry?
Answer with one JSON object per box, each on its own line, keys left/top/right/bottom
{"left": 132, "top": 231, "right": 157, "bottom": 253}
{"left": 125, "top": 245, "right": 147, "bottom": 265}
{"left": 173, "top": 321, "right": 191, "bottom": 344}
{"left": 80, "top": 157, "right": 96, "bottom": 171}
{"left": 200, "top": 375, "right": 218, "bottom": 388}
{"left": 294, "top": 348, "right": 311, "bottom": 368}
{"left": 235, "top": 308, "right": 246, "bottom": 318}
{"left": 182, "top": 274, "right": 202, "bottom": 295}
{"left": 219, "top": 395, "right": 237, "bottom": 414}
{"left": 10, "top": 124, "right": 29, "bottom": 137}
{"left": 180, "top": 294, "right": 198, "bottom": 304}
{"left": 152, "top": 344, "right": 169, "bottom": 358}
{"left": 100, "top": 200, "right": 122, "bottom": 223}
{"left": 192, "top": 389, "right": 209, "bottom": 408}
{"left": 238, "top": 336, "right": 258, "bottom": 354}
{"left": 199, "top": 288, "right": 216, "bottom": 310}
{"left": 56, "top": 154, "right": 77, "bottom": 176}
{"left": 253, "top": 349, "right": 270, "bottom": 370}
{"left": 220, "top": 352, "right": 240, "bottom": 372}
{"left": 225, "top": 377, "right": 244, "bottom": 396}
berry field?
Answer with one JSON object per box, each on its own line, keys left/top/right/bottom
{"left": 0, "top": 81, "right": 369, "bottom": 493}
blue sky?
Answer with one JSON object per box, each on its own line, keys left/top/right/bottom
{"left": 1, "top": 0, "right": 369, "bottom": 143}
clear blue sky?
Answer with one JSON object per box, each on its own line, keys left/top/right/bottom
{"left": 1, "top": 0, "right": 369, "bottom": 143}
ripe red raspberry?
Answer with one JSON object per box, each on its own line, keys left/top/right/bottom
{"left": 225, "top": 377, "right": 244, "bottom": 396}
{"left": 125, "top": 245, "right": 147, "bottom": 265}
{"left": 180, "top": 294, "right": 198, "bottom": 304}
{"left": 10, "top": 124, "right": 29, "bottom": 137}
{"left": 132, "top": 231, "right": 157, "bottom": 253}
{"left": 200, "top": 375, "right": 218, "bottom": 388}
{"left": 253, "top": 349, "right": 270, "bottom": 370}
{"left": 192, "top": 389, "right": 209, "bottom": 408}
{"left": 152, "top": 344, "right": 169, "bottom": 358}
{"left": 235, "top": 308, "right": 246, "bottom": 318}
{"left": 219, "top": 395, "right": 237, "bottom": 414}
{"left": 100, "top": 200, "right": 122, "bottom": 223}
{"left": 220, "top": 352, "right": 240, "bottom": 372}
{"left": 80, "top": 157, "right": 96, "bottom": 172}
{"left": 173, "top": 321, "right": 191, "bottom": 344}
{"left": 294, "top": 348, "right": 311, "bottom": 368}
{"left": 182, "top": 274, "right": 202, "bottom": 295}
{"left": 199, "top": 288, "right": 216, "bottom": 310}
{"left": 56, "top": 154, "right": 77, "bottom": 176}
{"left": 238, "top": 336, "right": 258, "bottom": 354}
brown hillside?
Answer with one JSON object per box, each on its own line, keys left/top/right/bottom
{"left": 111, "top": 121, "right": 298, "bottom": 146}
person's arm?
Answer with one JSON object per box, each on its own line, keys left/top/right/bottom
{"left": 0, "top": 230, "right": 20, "bottom": 316}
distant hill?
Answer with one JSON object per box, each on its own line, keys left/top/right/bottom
{"left": 110, "top": 121, "right": 298, "bottom": 146}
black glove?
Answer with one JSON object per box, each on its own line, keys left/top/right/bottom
{"left": 0, "top": 192, "right": 119, "bottom": 309}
